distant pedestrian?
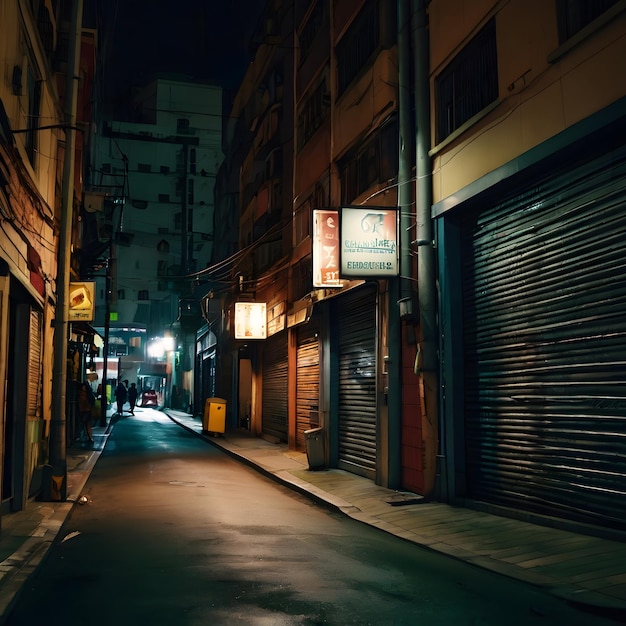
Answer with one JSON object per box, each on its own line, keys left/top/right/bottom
{"left": 77, "top": 381, "right": 95, "bottom": 443}
{"left": 115, "top": 379, "right": 127, "bottom": 415}
{"left": 128, "top": 382, "right": 138, "bottom": 415}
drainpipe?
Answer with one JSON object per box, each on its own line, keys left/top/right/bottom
{"left": 50, "top": 0, "right": 84, "bottom": 500}
{"left": 398, "top": 1, "right": 413, "bottom": 302}
{"left": 386, "top": 0, "right": 414, "bottom": 489}
{"left": 412, "top": 0, "right": 438, "bottom": 497}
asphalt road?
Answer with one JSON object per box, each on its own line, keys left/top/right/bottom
{"left": 5, "top": 410, "right": 616, "bottom": 625}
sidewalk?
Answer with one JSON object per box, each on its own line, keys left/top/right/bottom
{"left": 0, "top": 412, "right": 112, "bottom": 620}
{"left": 165, "top": 409, "right": 626, "bottom": 623}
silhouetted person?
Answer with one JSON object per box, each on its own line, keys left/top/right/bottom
{"left": 77, "top": 381, "right": 95, "bottom": 443}
{"left": 128, "top": 382, "right": 138, "bottom": 415}
{"left": 115, "top": 379, "right": 127, "bottom": 415}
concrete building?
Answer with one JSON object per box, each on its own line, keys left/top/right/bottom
{"left": 0, "top": 0, "right": 96, "bottom": 512}
{"left": 203, "top": 0, "right": 416, "bottom": 492}
{"left": 431, "top": 0, "right": 626, "bottom": 535}
{"left": 203, "top": 0, "right": 626, "bottom": 537}
{"left": 85, "top": 78, "right": 222, "bottom": 410}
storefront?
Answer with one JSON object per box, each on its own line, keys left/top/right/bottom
{"left": 335, "top": 285, "right": 378, "bottom": 479}
{"left": 438, "top": 112, "right": 626, "bottom": 531}
{"left": 261, "top": 331, "right": 288, "bottom": 441}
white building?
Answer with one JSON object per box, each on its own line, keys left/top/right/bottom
{"left": 86, "top": 78, "right": 223, "bottom": 401}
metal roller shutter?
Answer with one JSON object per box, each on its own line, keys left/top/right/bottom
{"left": 338, "top": 286, "right": 377, "bottom": 479}
{"left": 296, "top": 326, "right": 319, "bottom": 451}
{"left": 461, "top": 146, "right": 626, "bottom": 530}
{"left": 262, "top": 332, "right": 288, "bottom": 441}
{"left": 28, "top": 308, "right": 42, "bottom": 418}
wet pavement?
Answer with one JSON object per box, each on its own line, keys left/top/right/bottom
{"left": 0, "top": 407, "right": 624, "bottom": 624}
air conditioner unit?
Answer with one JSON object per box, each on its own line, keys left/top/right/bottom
{"left": 84, "top": 192, "right": 107, "bottom": 212}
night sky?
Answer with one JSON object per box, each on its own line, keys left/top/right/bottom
{"left": 99, "top": 0, "right": 264, "bottom": 114}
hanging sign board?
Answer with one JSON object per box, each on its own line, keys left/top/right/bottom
{"left": 68, "top": 281, "right": 96, "bottom": 321}
{"left": 340, "top": 207, "right": 398, "bottom": 278}
{"left": 312, "top": 209, "right": 341, "bottom": 288}
{"left": 234, "top": 302, "right": 267, "bottom": 339}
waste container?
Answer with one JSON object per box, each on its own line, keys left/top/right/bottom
{"left": 304, "top": 427, "right": 325, "bottom": 470}
{"left": 203, "top": 398, "right": 227, "bottom": 434}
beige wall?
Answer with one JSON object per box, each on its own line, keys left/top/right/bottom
{"left": 429, "top": 0, "right": 626, "bottom": 204}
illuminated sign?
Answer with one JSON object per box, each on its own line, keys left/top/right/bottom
{"left": 267, "top": 301, "right": 286, "bottom": 337}
{"left": 340, "top": 207, "right": 398, "bottom": 278}
{"left": 234, "top": 302, "right": 267, "bottom": 339}
{"left": 313, "top": 209, "right": 341, "bottom": 288}
{"left": 69, "top": 281, "right": 95, "bottom": 321}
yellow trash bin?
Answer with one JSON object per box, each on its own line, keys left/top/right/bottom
{"left": 203, "top": 398, "right": 227, "bottom": 434}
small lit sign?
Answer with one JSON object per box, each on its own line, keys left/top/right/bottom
{"left": 340, "top": 207, "right": 398, "bottom": 278}
{"left": 313, "top": 209, "right": 341, "bottom": 288}
{"left": 235, "top": 302, "right": 267, "bottom": 339}
{"left": 69, "top": 281, "right": 95, "bottom": 321}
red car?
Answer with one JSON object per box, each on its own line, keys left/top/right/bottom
{"left": 141, "top": 389, "right": 158, "bottom": 407}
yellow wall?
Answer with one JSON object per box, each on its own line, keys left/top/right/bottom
{"left": 429, "top": 0, "right": 626, "bottom": 204}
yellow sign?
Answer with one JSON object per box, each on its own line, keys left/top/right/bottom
{"left": 68, "top": 282, "right": 95, "bottom": 322}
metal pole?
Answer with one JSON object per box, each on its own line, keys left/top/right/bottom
{"left": 100, "top": 255, "right": 111, "bottom": 426}
{"left": 412, "top": 0, "right": 438, "bottom": 498}
{"left": 50, "top": 0, "right": 84, "bottom": 496}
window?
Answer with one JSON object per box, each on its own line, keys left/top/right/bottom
{"left": 556, "top": 0, "right": 619, "bottom": 42}
{"left": 297, "top": 78, "right": 329, "bottom": 151}
{"left": 340, "top": 121, "right": 398, "bottom": 203}
{"left": 160, "top": 165, "right": 170, "bottom": 174}
{"left": 293, "top": 182, "right": 326, "bottom": 246}
{"left": 138, "top": 163, "right": 151, "bottom": 173}
{"left": 138, "top": 290, "right": 149, "bottom": 301}
{"left": 299, "top": 0, "right": 324, "bottom": 64}
{"left": 177, "top": 118, "right": 190, "bottom": 133}
{"left": 25, "top": 64, "right": 42, "bottom": 165}
{"left": 189, "top": 149, "right": 196, "bottom": 175}
{"left": 117, "top": 289, "right": 125, "bottom": 299}
{"left": 336, "top": 1, "right": 380, "bottom": 96}
{"left": 157, "top": 260, "right": 168, "bottom": 276}
{"left": 158, "top": 194, "right": 170, "bottom": 203}
{"left": 435, "top": 19, "right": 498, "bottom": 144}
{"left": 188, "top": 179, "right": 194, "bottom": 205}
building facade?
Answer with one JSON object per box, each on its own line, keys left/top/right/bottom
{"left": 204, "top": 0, "right": 427, "bottom": 493}
{"left": 0, "top": 0, "right": 96, "bottom": 514}
{"left": 432, "top": 0, "right": 626, "bottom": 534}
{"left": 203, "top": 0, "right": 626, "bottom": 536}
{"left": 85, "top": 78, "right": 223, "bottom": 409}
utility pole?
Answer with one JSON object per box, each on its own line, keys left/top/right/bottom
{"left": 49, "top": 0, "right": 83, "bottom": 500}
{"left": 100, "top": 255, "right": 112, "bottom": 426}
{"left": 412, "top": 0, "right": 438, "bottom": 498}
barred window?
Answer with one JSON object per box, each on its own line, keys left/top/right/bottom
{"left": 556, "top": 0, "right": 619, "bottom": 42}
{"left": 297, "top": 78, "right": 329, "bottom": 151}
{"left": 299, "top": 0, "right": 325, "bottom": 64}
{"left": 435, "top": 19, "right": 498, "bottom": 144}
{"left": 336, "top": 1, "right": 380, "bottom": 97}
{"left": 340, "top": 121, "right": 398, "bottom": 204}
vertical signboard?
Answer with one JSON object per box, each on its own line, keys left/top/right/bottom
{"left": 312, "top": 209, "right": 341, "bottom": 288}
{"left": 340, "top": 207, "right": 398, "bottom": 278}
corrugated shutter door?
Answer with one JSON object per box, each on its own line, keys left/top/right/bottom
{"left": 28, "top": 308, "right": 42, "bottom": 418}
{"left": 338, "top": 286, "right": 377, "bottom": 479}
{"left": 262, "top": 332, "right": 288, "bottom": 441}
{"left": 296, "top": 326, "right": 319, "bottom": 451}
{"left": 461, "top": 146, "right": 626, "bottom": 530}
